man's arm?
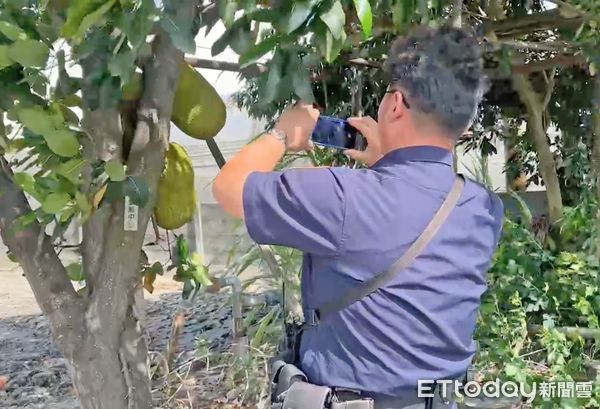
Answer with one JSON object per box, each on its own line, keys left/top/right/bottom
{"left": 212, "top": 133, "right": 285, "bottom": 218}
{"left": 213, "top": 103, "right": 320, "bottom": 219}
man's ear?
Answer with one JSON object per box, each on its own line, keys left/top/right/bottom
{"left": 391, "top": 92, "right": 408, "bottom": 120}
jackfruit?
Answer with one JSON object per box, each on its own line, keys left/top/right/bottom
{"left": 154, "top": 142, "right": 196, "bottom": 230}
{"left": 171, "top": 62, "right": 226, "bottom": 140}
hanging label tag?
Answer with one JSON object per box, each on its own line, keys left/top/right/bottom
{"left": 124, "top": 196, "right": 139, "bottom": 231}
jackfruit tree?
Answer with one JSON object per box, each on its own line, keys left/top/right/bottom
{"left": 0, "top": 0, "right": 598, "bottom": 409}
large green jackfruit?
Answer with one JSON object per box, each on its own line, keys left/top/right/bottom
{"left": 171, "top": 63, "right": 226, "bottom": 140}
{"left": 154, "top": 142, "right": 196, "bottom": 230}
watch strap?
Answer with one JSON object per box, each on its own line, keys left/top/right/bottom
{"left": 270, "top": 128, "right": 288, "bottom": 150}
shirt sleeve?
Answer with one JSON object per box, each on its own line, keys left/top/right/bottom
{"left": 242, "top": 167, "right": 347, "bottom": 256}
{"left": 489, "top": 191, "right": 505, "bottom": 246}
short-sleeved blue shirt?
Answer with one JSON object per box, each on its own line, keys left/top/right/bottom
{"left": 242, "top": 146, "right": 504, "bottom": 398}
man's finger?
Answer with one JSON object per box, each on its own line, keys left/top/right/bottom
{"left": 344, "top": 149, "right": 366, "bottom": 162}
{"left": 347, "top": 118, "right": 376, "bottom": 142}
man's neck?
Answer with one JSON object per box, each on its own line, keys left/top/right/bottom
{"left": 382, "top": 135, "right": 455, "bottom": 155}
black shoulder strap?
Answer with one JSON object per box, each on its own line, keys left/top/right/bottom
{"left": 304, "top": 174, "right": 465, "bottom": 327}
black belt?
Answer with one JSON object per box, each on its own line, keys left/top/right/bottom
{"left": 333, "top": 383, "right": 455, "bottom": 409}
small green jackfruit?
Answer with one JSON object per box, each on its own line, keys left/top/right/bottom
{"left": 154, "top": 142, "right": 196, "bottom": 230}
{"left": 171, "top": 63, "right": 226, "bottom": 140}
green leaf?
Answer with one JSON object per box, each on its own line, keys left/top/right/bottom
{"left": 60, "top": 205, "right": 77, "bottom": 222}
{"left": 352, "top": 0, "right": 373, "bottom": 38}
{"left": 191, "top": 262, "right": 211, "bottom": 286}
{"left": 75, "top": 191, "right": 92, "bottom": 219}
{"left": 0, "top": 21, "right": 28, "bottom": 41}
{"left": 260, "top": 52, "right": 283, "bottom": 103}
{"left": 108, "top": 50, "right": 136, "bottom": 83}
{"left": 293, "top": 65, "right": 314, "bottom": 102}
{"left": 177, "top": 235, "right": 190, "bottom": 262}
{"left": 35, "top": 176, "right": 61, "bottom": 195}
{"left": 55, "top": 158, "right": 86, "bottom": 184}
{"left": 239, "top": 34, "right": 283, "bottom": 67}
{"left": 182, "top": 278, "right": 196, "bottom": 299}
{"left": 159, "top": 9, "right": 196, "bottom": 54}
{"left": 7, "top": 40, "right": 49, "bottom": 68}
{"left": 17, "top": 106, "right": 55, "bottom": 136}
{"left": 105, "top": 159, "right": 126, "bottom": 182}
{"left": 146, "top": 261, "right": 164, "bottom": 276}
{"left": 123, "top": 176, "right": 149, "bottom": 206}
{"left": 287, "top": 1, "right": 314, "bottom": 33}
{"left": 211, "top": 27, "right": 234, "bottom": 57}
{"left": 220, "top": 0, "right": 238, "bottom": 29}
{"left": 251, "top": 306, "right": 279, "bottom": 348}
{"left": 42, "top": 192, "right": 71, "bottom": 214}
{"left": 64, "top": 0, "right": 117, "bottom": 41}
{"left": 43, "top": 129, "right": 80, "bottom": 158}
{"left": 246, "top": 8, "right": 276, "bottom": 22}
{"left": 229, "top": 22, "right": 255, "bottom": 56}
{"left": 0, "top": 45, "right": 13, "bottom": 69}
{"left": 317, "top": 24, "right": 345, "bottom": 63}
{"left": 320, "top": 1, "right": 345, "bottom": 40}
{"left": 392, "top": 2, "right": 404, "bottom": 28}
{"left": 14, "top": 172, "right": 38, "bottom": 198}
{"left": 104, "top": 180, "right": 124, "bottom": 203}
{"left": 66, "top": 263, "right": 85, "bottom": 282}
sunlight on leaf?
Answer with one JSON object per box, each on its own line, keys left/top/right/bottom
{"left": 44, "top": 129, "right": 80, "bottom": 158}
{"left": 320, "top": 1, "right": 345, "bottom": 40}
{"left": 42, "top": 192, "right": 71, "bottom": 214}
{"left": 105, "top": 159, "right": 126, "bottom": 182}
{"left": 352, "top": 0, "right": 373, "bottom": 38}
{"left": 0, "top": 21, "right": 28, "bottom": 41}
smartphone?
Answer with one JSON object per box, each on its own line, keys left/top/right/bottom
{"left": 311, "top": 116, "right": 363, "bottom": 150}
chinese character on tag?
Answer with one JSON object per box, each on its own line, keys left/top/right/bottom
{"left": 575, "top": 382, "right": 593, "bottom": 399}
{"left": 124, "top": 196, "right": 139, "bottom": 231}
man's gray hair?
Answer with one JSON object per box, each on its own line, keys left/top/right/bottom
{"left": 384, "top": 25, "right": 487, "bottom": 136}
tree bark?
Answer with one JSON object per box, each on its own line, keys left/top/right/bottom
{"left": 0, "top": 2, "right": 198, "bottom": 409}
{"left": 70, "top": 312, "right": 152, "bottom": 409}
{"left": 512, "top": 74, "right": 564, "bottom": 226}
{"left": 591, "top": 76, "right": 600, "bottom": 257}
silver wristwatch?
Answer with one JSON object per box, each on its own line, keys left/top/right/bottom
{"left": 270, "top": 128, "right": 288, "bottom": 150}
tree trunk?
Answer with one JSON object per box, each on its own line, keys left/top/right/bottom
{"left": 70, "top": 314, "right": 151, "bottom": 409}
{"left": 512, "top": 74, "right": 564, "bottom": 226}
{"left": 592, "top": 76, "right": 600, "bottom": 257}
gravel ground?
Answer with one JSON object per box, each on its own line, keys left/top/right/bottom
{"left": 0, "top": 290, "right": 277, "bottom": 409}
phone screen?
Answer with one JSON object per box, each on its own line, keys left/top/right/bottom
{"left": 311, "top": 116, "right": 358, "bottom": 150}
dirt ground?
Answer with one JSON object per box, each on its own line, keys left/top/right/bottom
{"left": 0, "top": 254, "right": 185, "bottom": 319}
{"left": 0, "top": 252, "right": 274, "bottom": 409}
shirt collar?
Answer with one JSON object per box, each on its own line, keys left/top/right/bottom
{"left": 371, "top": 146, "right": 454, "bottom": 169}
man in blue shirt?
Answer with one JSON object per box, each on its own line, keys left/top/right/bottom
{"left": 213, "top": 25, "right": 504, "bottom": 408}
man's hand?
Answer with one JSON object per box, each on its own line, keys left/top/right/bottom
{"left": 274, "top": 103, "right": 320, "bottom": 152}
{"left": 345, "top": 116, "right": 384, "bottom": 167}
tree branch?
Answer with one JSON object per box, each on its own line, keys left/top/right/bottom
{"left": 0, "top": 155, "right": 84, "bottom": 355}
{"left": 512, "top": 73, "right": 564, "bottom": 225}
{"left": 89, "top": 0, "right": 199, "bottom": 342}
{"left": 592, "top": 77, "right": 600, "bottom": 258}
{"left": 452, "top": 0, "right": 462, "bottom": 28}
{"left": 481, "top": 9, "right": 584, "bottom": 37}
{"left": 185, "top": 52, "right": 586, "bottom": 83}
{"left": 79, "top": 49, "right": 126, "bottom": 289}
{"left": 541, "top": 68, "right": 556, "bottom": 109}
